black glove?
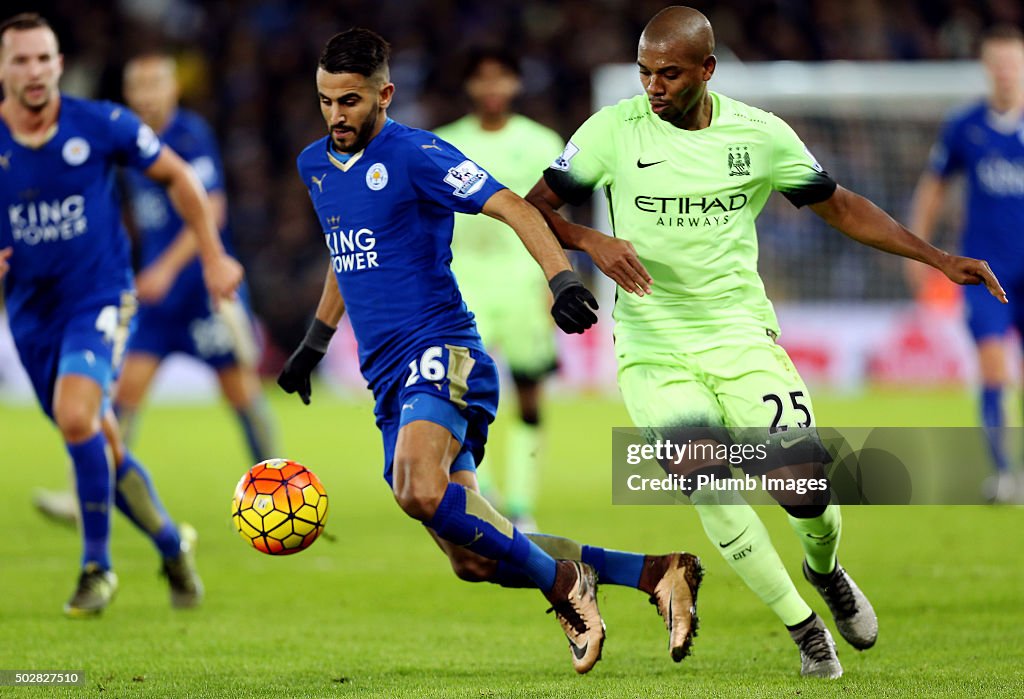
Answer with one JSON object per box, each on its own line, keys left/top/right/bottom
{"left": 549, "top": 270, "right": 599, "bottom": 334}
{"left": 277, "top": 319, "right": 335, "bottom": 405}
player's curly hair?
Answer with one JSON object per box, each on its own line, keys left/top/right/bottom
{"left": 319, "top": 28, "right": 390, "bottom": 83}
{"left": 462, "top": 46, "right": 521, "bottom": 82}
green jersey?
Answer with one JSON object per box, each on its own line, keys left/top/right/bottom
{"left": 435, "top": 114, "right": 564, "bottom": 287}
{"left": 544, "top": 92, "right": 836, "bottom": 352}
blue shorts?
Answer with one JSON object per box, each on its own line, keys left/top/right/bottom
{"left": 126, "top": 284, "right": 257, "bottom": 370}
{"left": 963, "top": 259, "right": 1024, "bottom": 341}
{"left": 14, "top": 293, "right": 134, "bottom": 419}
{"left": 375, "top": 344, "right": 500, "bottom": 486}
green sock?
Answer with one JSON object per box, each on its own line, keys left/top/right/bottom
{"left": 787, "top": 503, "right": 842, "bottom": 575}
{"left": 691, "top": 488, "right": 813, "bottom": 626}
{"left": 505, "top": 421, "right": 540, "bottom": 517}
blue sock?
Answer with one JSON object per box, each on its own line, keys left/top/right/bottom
{"left": 581, "top": 545, "right": 645, "bottom": 588}
{"left": 491, "top": 540, "right": 646, "bottom": 589}
{"left": 427, "top": 482, "right": 557, "bottom": 593}
{"left": 115, "top": 452, "right": 181, "bottom": 558}
{"left": 982, "top": 386, "right": 1009, "bottom": 472}
{"left": 68, "top": 432, "right": 113, "bottom": 571}
{"left": 235, "top": 398, "right": 278, "bottom": 464}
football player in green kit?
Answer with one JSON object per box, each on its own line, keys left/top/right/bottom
{"left": 527, "top": 5, "right": 1006, "bottom": 679}
{"left": 435, "top": 48, "right": 564, "bottom": 531}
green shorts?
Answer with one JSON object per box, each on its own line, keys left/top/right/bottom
{"left": 462, "top": 277, "right": 557, "bottom": 382}
{"left": 617, "top": 327, "right": 828, "bottom": 470}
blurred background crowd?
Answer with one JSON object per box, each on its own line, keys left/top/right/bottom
{"left": 11, "top": 0, "right": 1021, "bottom": 362}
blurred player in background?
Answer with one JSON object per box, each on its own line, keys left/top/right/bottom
{"left": 434, "top": 48, "right": 564, "bottom": 531}
{"left": 528, "top": 6, "right": 1006, "bottom": 678}
{"left": 909, "top": 25, "right": 1024, "bottom": 504}
{"left": 119, "top": 53, "right": 278, "bottom": 462}
{"left": 0, "top": 13, "right": 243, "bottom": 614}
{"left": 278, "top": 28, "right": 704, "bottom": 673}
{"left": 34, "top": 53, "right": 279, "bottom": 525}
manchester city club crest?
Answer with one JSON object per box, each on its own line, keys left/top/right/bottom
{"left": 728, "top": 144, "right": 751, "bottom": 177}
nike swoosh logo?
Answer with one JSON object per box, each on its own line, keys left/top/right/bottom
{"left": 637, "top": 158, "right": 666, "bottom": 168}
{"left": 571, "top": 640, "right": 589, "bottom": 660}
{"left": 780, "top": 435, "right": 808, "bottom": 448}
{"left": 719, "top": 526, "right": 748, "bottom": 548}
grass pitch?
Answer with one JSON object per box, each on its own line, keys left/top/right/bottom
{"left": 1, "top": 386, "right": 1022, "bottom": 697}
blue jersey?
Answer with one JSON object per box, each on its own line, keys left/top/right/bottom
{"left": 0, "top": 96, "right": 162, "bottom": 342}
{"left": 296, "top": 120, "right": 505, "bottom": 393}
{"left": 929, "top": 101, "right": 1024, "bottom": 257}
{"left": 123, "top": 108, "right": 226, "bottom": 313}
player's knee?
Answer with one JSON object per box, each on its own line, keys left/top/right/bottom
{"left": 447, "top": 548, "right": 495, "bottom": 582}
{"left": 54, "top": 401, "right": 101, "bottom": 444}
{"left": 391, "top": 466, "right": 444, "bottom": 522}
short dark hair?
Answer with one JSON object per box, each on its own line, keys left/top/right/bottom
{"left": 0, "top": 12, "right": 53, "bottom": 44}
{"left": 462, "top": 46, "right": 521, "bottom": 82}
{"left": 319, "top": 28, "right": 390, "bottom": 81}
{"left": 982, "top": 24, "right": 1024, "bottom": 44}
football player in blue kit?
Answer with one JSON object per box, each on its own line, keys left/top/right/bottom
{"left": 277, "top": 29, "right": 704, "bottom": 673}
{"left": 117, "top": 54, "right": 277, "bottom": 460}
{"left": 33, "top": 53, "right": 279, "bottom": 525}
{"left": 909, "top": 25, "right": 1024, "bottom": 503}
{"left": 0, "top": 13, "right": 243, "bottom": 615}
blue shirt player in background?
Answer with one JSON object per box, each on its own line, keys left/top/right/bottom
{"left": 33, "top": 53, "right": 279, "bottom": 526}
{"left": 278, "top": 28, "right": 706, "bottom": 673}
{"left": 0, "top": 13, "right": 244, "bottom": 615}
{"left": 118, "top": 54, "right": 277, "bottom": 463}
{"left": 909, "top": 25, "right": 1024, "bottom": 503}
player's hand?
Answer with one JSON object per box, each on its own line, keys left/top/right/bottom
{"left": 277, "top": 319, "right": 336, "bottom": 405}
{"left": 0, "top": 247, "right": 11, "bottom": 281}
{"left": 135, "top": 262, "right": 177, "bottom": 303}
{"left": 277, "top": 344, "right": 325, "bottom": 405}
{"left": 202, "top": 253, "right": 245, "bottom": 307}
{"left": 938, "top": 254, "right": 1007, "bottom": 303}
{"left": 584, "top": 234, "right": 652, "bottom": 296}
{"left": 549, "top": 270, "right": 599, "bottom": 334}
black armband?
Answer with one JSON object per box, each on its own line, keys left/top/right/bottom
{"left": 781, "top": 172, "right": 838, "bottom": 208}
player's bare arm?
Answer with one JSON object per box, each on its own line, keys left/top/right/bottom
{"left": 313, "top": 265, "right": 346, "bottom": 328}
{"left": 134, "top": 192, "right": 227, "bottom": 303}
{"left": 904, "top": 172, "right": 951, "bottom": 295}
{"left": 809, "top": 184, "right": 1007, "bottom": 303}
{"left": 481, "top": 187, "right": 574, "bottom": 280}
{"left": 278, "top": 268, "right": 344, "bottom": 405}
{"left": 144, "top": 147, "right": 243, "bottom": 302}
{"left": 0, "top": 246, "right": 11, "bottom": 282}
{"left": 483, "top": 187, "right": 600, "bottom": 334}
{"left": 526, "top": 178, "right": 652, "bottom": 296}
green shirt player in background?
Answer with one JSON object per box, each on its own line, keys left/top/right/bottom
{"left": 434, "top": 49, "right": 564, "bottom": 530}
{"left": 527, "top": 6, "right": 1007, "bottom": 679}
